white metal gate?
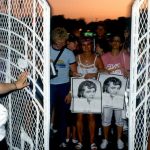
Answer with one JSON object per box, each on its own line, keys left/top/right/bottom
{"left": 129, "top": 0, "right": 150, "bottom": 149}
{"left": 0, "top": 0, "right": 50, "bottom": 150}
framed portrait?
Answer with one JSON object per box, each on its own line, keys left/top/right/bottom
{"left": 70, "top": 77, "right": 102, "bottom": 114}
{"left": 98, "top": 73, "right": 127, "bottom": 110}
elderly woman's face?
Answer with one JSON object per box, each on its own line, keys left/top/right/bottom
{"left": 53, "top": 39, "right": 66, "bottom": 50}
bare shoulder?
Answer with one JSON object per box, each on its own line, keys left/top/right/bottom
{"left": 95, "top": 55, "right": 102, "bottom": 63}
{"left": 95, "top": 55, "right": 104, "bottom": 69}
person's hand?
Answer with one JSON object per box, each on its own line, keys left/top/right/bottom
{"left": 14, "top": 71, "right": 29, "bottom": 89}
{"left": 103, "top": 69, "right": 111, "bottom": 74}
{"left": 72, "top": 72, "right": 82, "bottom": 77}
{"left": 84, "top": 73, "right": 96, "bottom": 79}
{"left": 65, "top": 92, "right": 72, "bottom": 104}
{"left": 124, "top": 70, "right": 130, "bottom": 78}
{"left": 96, "top": 45, "right": 104, "bottom": 56}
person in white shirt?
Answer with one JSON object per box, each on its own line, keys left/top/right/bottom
{"left": 0, "top": 71, "right": 28, "bottom": 149}
{"left": 75, "top": 37, "right": 104, "bottom": 150}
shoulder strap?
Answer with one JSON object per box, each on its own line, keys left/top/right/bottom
{"left": 78, "top": 55, "right": 81, "bottom": 64}
{"left": 94, "top": 55, "right": 97, "bottom": 65}
{"left": 53, "top": 49, "right": 64, "bottom": 65}
{"left": 122, "top": 52, "right": 125, "bottom": 67}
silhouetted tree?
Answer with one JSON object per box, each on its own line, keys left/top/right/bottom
{"left": 51, "top": 15, "right": 131, "bottom": 39}
{"left": 51, "top": 15, "right": 66, "bottom": 30}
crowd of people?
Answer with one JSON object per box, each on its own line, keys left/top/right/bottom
{"left": 50, "top": 22, "right": 131, "bottom": 150}
{"left": 0, "top": 0, "right": 148, "bottom": 150}
{"left": 0, "top": 18, "right": 149, "bottom": 150}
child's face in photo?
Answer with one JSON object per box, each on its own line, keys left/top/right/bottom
{"left": 107, "top": 82, "right": 120, "bottom": 95}
{"left": 82, "top": 86, "right": 96, "bottom": 99}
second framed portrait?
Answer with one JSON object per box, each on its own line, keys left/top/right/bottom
{"left": 98, "top": 73, "right": 127, "bottom": 110}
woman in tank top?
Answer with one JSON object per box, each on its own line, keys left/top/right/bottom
{"left": 75, "top": 37, "right": 104, "bottom": 150}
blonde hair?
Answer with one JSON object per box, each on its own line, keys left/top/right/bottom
{"left": 52, "top": 27, "right": 68, "bottom": 43}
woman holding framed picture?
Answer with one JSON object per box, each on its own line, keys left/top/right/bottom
{"left": 100, "top": 34, "right": 130, "bottom": 149}
{"left": 75, "top": 37, "right": 104, "bottom": 150}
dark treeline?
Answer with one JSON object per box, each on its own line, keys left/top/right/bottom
{"left": 51, "top": 15, "right": 131, "bottom": 36}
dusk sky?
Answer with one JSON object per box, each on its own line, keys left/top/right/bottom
{"left": 48, "top": 0, "right": 134, "bottom": 23}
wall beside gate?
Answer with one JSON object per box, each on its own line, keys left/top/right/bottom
{"left": 129, "top": 0, "right": 150, "bottom": 149}
{"left": 0, "top": 0, "right": 50, "bottom": 150}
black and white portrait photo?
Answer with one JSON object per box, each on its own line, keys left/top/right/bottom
{"left": 98, "top": 73, "right": 127, "bottom": 110}
{"left": 70, "top": 78, "right": 101, "bottom": 113}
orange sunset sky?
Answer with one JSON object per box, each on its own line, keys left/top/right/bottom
{"left": 48, "top": 0, "right": 134, "bottom": 23}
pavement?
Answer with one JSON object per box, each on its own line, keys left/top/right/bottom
{"left": 50, "top": 127, "right": 128, "bottom": 150}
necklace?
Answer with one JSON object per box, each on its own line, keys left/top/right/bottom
{"left": 85, "top": 59, "right": 89, "bottom": 64}
{"left": 82, "top": 54, "right": 92, "bottom": 65}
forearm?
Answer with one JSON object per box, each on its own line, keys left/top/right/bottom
{"left": 0, "top": 82, "right": 17, "bottom": 94}
{"left": 98, "top": 68, "right": 107, "bottom": 73}
{"left": 84, "top": 73, "right": 97, "bottom": 79}
{"left": 91, "top": 73, "right": 98, "bottom": 78}
{"left": 70, "top": 63, "right": 78, "bottom": 76}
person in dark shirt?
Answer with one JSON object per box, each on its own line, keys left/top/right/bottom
{"left": 95, "top": 22, "right": 111, "bottom": 55}
{"left": 67, "top": 34, "right": 80, "bottom": 56}
{"left": 122, "top": 27, "right": 130, "bottom": 53}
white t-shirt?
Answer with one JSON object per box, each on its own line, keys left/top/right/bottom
{"left": 0, "top": 104, "right": 8, "bottom": 141}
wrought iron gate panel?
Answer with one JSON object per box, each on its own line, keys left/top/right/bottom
{"left": 0, "top": 0, "right": 50, "bottom": 150}
{"left": 129, "top": 0, "right": 150, "bottom": 149}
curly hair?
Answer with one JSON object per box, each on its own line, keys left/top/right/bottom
{"left": 51, "top": 27, "right": 68, "bottom": 43}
